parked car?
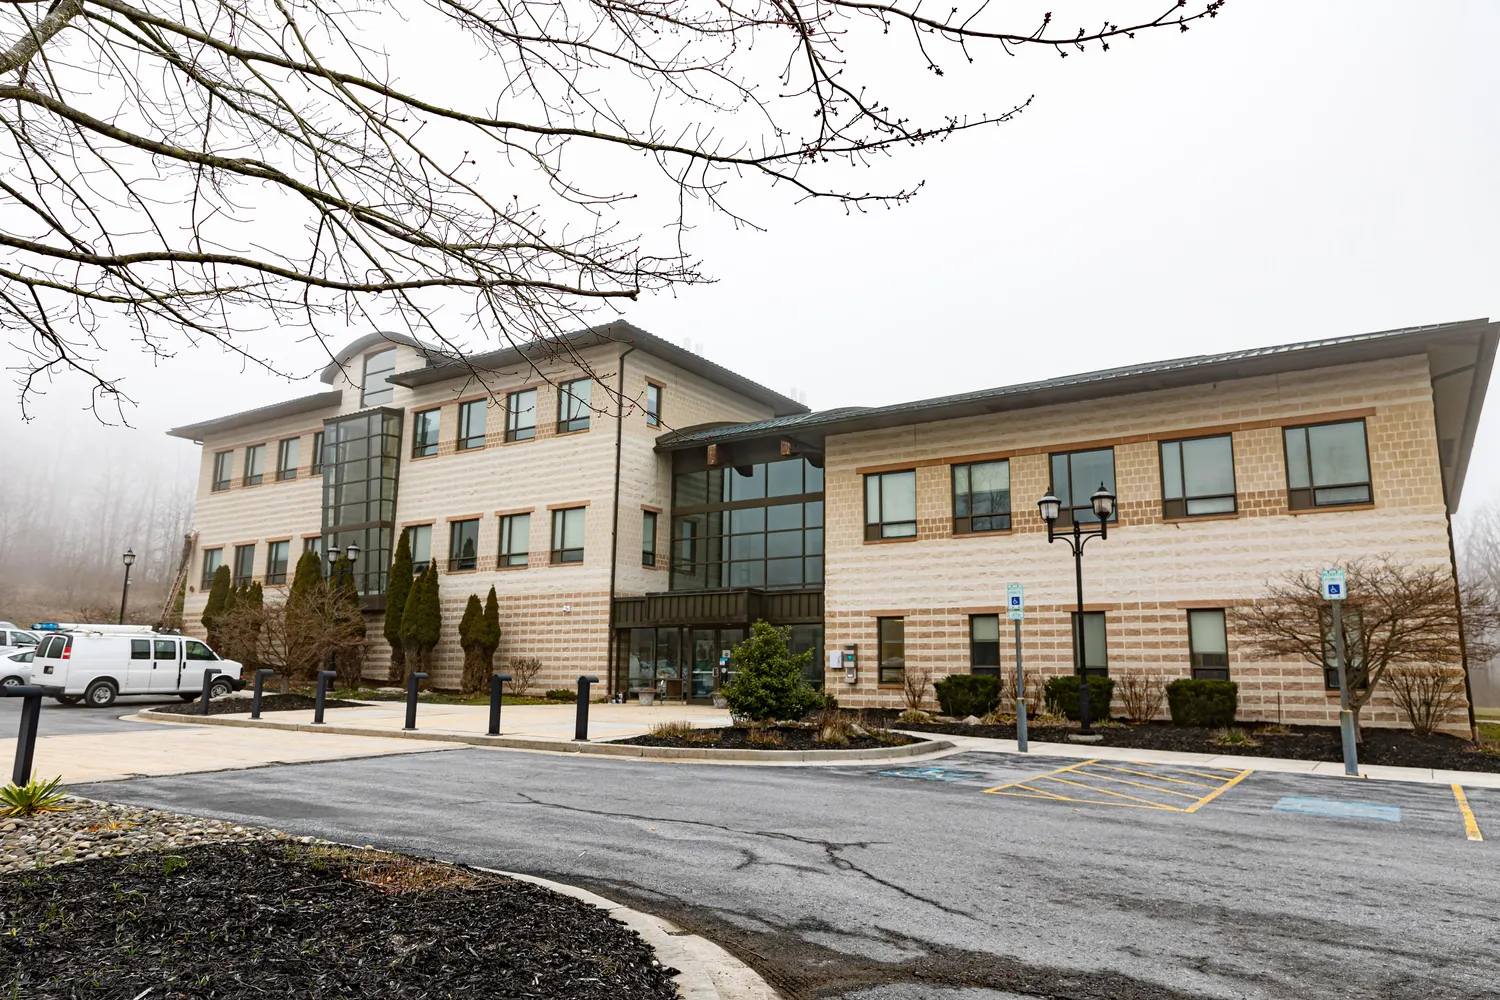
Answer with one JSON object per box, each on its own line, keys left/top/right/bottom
{"left": 0, "top": 626, "right": 41, "bottom": 654}
{"left": 0, "top": 649, "right": 32, "bottom": 688}
{"left": 34, "top": 629, "right": 244, "bottom": 707}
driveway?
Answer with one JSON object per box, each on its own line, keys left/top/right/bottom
{"left": 80, "top": 747, "right": 1500, "bottom": 1000}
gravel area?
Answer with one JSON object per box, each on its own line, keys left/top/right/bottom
{"left": 0, "top": 796, "right": 298, "bottom": 873}
{"left": 147, "top": 692, "right": 364, "bottom": 716}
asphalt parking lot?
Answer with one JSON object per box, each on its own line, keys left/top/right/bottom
{"left": 0, "top": 692, "right": 178, "bottom": 736}
{"left": 81, "top": 746, "right": 1500, "bottom": 1000}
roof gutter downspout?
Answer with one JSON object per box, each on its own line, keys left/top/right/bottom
{"left": 607, "top": 345, "right": 639, "bottom": 699}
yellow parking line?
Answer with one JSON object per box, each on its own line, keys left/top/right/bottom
{"left": 1077, "top": 769, "right": 1206, "bottom": 799}
{"left": 1173, "top": 767, "right": 1245, "bottom": 782}
{"left": 1001, "top": 783, "right": 1075, "bottom": 802}
{"left": 1183, "top": 768, "right": 1254, "bottom": 813}
{"left": 1453, "top": 785, "right": 1483, "bottom": 842}
{"left": 1092, "top": 764, "right": 1220, "bottom": 789}
{"left": 1044, "top": 775, "right": 1181, "bottom": 809}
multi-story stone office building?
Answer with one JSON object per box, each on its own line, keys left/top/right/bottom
{"left": 171, "top": 317, "right": 1496, "bottom": 727}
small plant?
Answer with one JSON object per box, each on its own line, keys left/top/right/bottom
{"left": 1116, "top": 673, "right": 1167, "bottom": 724}
{"left": 933, "top": 674, "right": 1002, "bottom": 717}
{"left": 648, "top": 719, "right": 694, "bottom": 739}
{"left": 816, "top": 723, "right": 851, "bottom": 746}
{"left": 747, "top": 725, "right": 786, "bottom": 747}
{"left": 896, "top": 708, "right": 931, "bottom": 724}
{"left": 543, "top": 688, "right": 574, "bottom": 701}
{"left": 1257, "top": 723, "right": 1292, "bottom": 736}
{"left": 0, "top": 776, "right": 70, "bottom": 818}
{"left": 1385, "top": 664, "right": 1466, "bottom": 737}
{"left": 901, "top": 662, "right": 934, "bottom": 713}
{"left": 1166, "top": 678, "right": 1238, "bottom": 727}
{"left": 1212, "top": 727, "right": 1260, "bottom": 748}
{"left": 720, "top": 621, "right": 820, "bottom": 722}
{"left": 161, "top": 855, "right": 190, "bottom": 876}
{"left": 506, "top": 657, "right": 544, "bottom": 696}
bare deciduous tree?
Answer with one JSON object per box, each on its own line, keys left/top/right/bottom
{"left": 214, "top": 586, "right": 366, "bottom": 685}
{"left": 1232, "top": 557, "right": 1500, "bottom": 739}
{"left": 505, "top": 656, "right": 542, "bottom": 697}
{"left": 901, "top": 662, "right": 933, "bottom": 713}
{"left": 1384, "top": 665, "right": 1467, "bottom": 738}
{"left": 1116, "top": 672, "right": 1167, "bottom": 724}
{"left": 0, "top": 0, "right": 1225, "bottom": 415}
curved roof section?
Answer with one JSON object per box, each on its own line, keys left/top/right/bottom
{"left": 385, "top": 320, "right": 808, "bottom": 417}
{"left": 318, "top": 332, "right": 441, "bottom": 385}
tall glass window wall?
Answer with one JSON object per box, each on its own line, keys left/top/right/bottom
{"left": 670, "top": 456, "right": 825, "bottom": 590}
{"left": 321, "top": 410, "right": 402, "bottom": 595}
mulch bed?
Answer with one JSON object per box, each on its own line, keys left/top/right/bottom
{"left": 874, "top": 714, "right": 1500, "bottom": 773}
{"left": 618, "top": 725, "right": 922, "bottom": 751}
{"left": 149, "top": 693, "right": 363, "bottom": 716}
{"left": 1, "top": 841, "right": 679, "bottom": 999}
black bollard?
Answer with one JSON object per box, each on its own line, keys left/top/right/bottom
{"left": 250, "top": 669, "right": 276, "bottom": 720}
{"left": 404, "top": 672, "right": 428, "bottom": 731}
{"left": 488, "top": 674, "right": 512, "bottom": 736}
{"left": 574, "top": 675, "right": 600, "bottom": 741}
{"left": 313, "top": 669, "right": 337, "bottom": 725}
{"left": 198, "top": 668, "right": 222, "bottom": 715}
{"left": 3, "top": 685, "right": 44, "bottom": 786}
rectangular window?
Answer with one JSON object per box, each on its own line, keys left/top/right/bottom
{"left": 877, "top": 617, "right": 906, "bottom": 685}
{"left": 1071, "top": 611, "right": 1108, "bottom": 677}
{"left": 243, "top": 443, "right": 265, "bottom": 486}
{"left": 457, "top": 399, "right": 487, "bottom": 450}
{"left": 864, "top": 470, "right": 917, "bottom": 540}
{"left": 154, "top": 639, "right": 177, "bottom": 660}
{"left": 1050, "top": 448, "right": 1116, "bottom": 527}
{"left": 407, "top": 524, "right": 432, "bottom": 572}
{"left": 551, "top": 507, "right": 586, "bottom": 563}
{"left": 310, "top": 431, "right": 325, "bottom": 475}
{"left": 1321, "top": 607, "right": 1368, "bottom": 690}
{"left": 412, "top": 409, "right": 441, "bottom": 457}
{"left": 952, "top": 460, "right": 1011, "bottom": 534}
{"left": 212, "top": 451, "right": 233, "bottom": 492}
{"left": 448, "top": 519, "right": 479, "bottom": 571}
{"left": 232, "top": 544, "right": 255, "bottom": 586}
{"left": 200, "top": 548, "right": 222, "bottom": 590}
{"left": 265, "top": 540, "right": 290, "bottom": 584}
{"left": 558, "top": 378, "right": 591, "bottom": 433}
{"left": 1161, "top": 435, "right": 1236, "bottom": 518}
{"left": 642, "top": 510, "right": 658, "bottom": 566}
{"left": 130, "top": 639, "right": 150, "bottom": 660}
{"left": 646, "top": 383, "right": 662, "bottom": 427}
{"left": 276, "top": 438, "right": 300, "bottom": 481}
{"left": 506, "top": 389, "right": 537, "bottom": 441}
{"left": 970, "top": 615, "right": 1001, "bottom": 677}
{"left": 499, "top": 513, "right": 530, "bottom": 568}
{"left": 1187, "top": 609, "right": 1229, "bottom": 680}
{"left": 1284, "top": 420, "right": 1372, "bottom": 510}
{"left": 303, "top": 536, "right": 322, "bottom": 556}
{"left": 361, "top": 347, "right": 397, "bottom": 406}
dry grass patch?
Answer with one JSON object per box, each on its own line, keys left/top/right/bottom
{"left": 297, "top": 844, "right": 488, "bottom": 894}
{"left": 647, "top": 720, "right": 695, "bottom": 740}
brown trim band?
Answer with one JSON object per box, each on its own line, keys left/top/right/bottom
{"left": 546, "top": 500, "right": 592, "bottom": 509}
{"left": 445, "top": 513, "right": 485, "bottom": 522}
{"left": 494, "top": 506, "right": 536, "bottom": 517}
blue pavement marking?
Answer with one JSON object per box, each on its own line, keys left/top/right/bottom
{"left": 877, "top": 767, "right": 986, "bottom": 782}
{"left": 1273, "top": 797, "right": 1402, "bottom": 823}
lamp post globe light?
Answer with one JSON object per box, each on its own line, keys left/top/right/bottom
{"left": 1036, "top": 482, "right": 1116, "bottom": 739}
{"left": 118, "top": 548, "right": 136, "bottom": 625}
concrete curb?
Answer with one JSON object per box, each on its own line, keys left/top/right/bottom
{"left": 135, "top": 710, "right": 956, "bottom": 764}
{"left": 480, "top": 869, "right": 778, "bottom": 1000}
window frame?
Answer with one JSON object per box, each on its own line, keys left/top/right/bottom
{"left": 200, "top": 548, "right": 222, "bottom": 590}
{"left": 864, "top": 469, "right": 918, "bottom": 541}
{"left": 1070, "top": 611, "right": 1109, "bottom": 677}
{"left": 232, "top": 544, "right": 255, "bottom": 586}
{"left": 1160, "top": 434, "right": 1237, "bottom": 519}
{"left": 242, "top": 443, "right": 266, "bottom": 487}
{"left": 412, "top": 408, "right": 441, "bottom": 458}
{"left": 1049, "top": 447, "right": 1117, "bottom": 528}
{"left": 951, "top": 459, "right": 1011, "bottom": 535}
{"left": 877, "top": 617, "right": 906, "bottom": 685}
{"left": 642, "top": 510, "right": 658, "bottom": 567}
{"left": 506, "top": 388, "right": 538, "bottom": 442}
{"left": 969, "top": 614, "right": 1001, "bottom": 677}
{"left": 447, "top": 518, "right": 480, "bottom": 572}
{"left": 275, "top": 437, "right": 300, "bottom": 481}
{"left": 212, "top": 451, "right": 233, "bottom": 492}
{"left": 456, "top": 399, "right": 487, "bottom": 451}
{"left": 1187, "top": 608, "right": 1230, "bottom": 680}
{"left": 557, "top": 378, "right": 592, "bottom": 433}
{"left": 645, "top": 383, "right": 662, "bottom": 428}
{"left": 265, "top": 540, "right": 290, "bottom": 585}
{"left": 310, "top": 431, "right": 325, "bottom": 475}
{"left": 550, "top": 507, "right": 586, "bottom": 564}
{"left": 361, "top": 347, "right": 397, "bottom": 406}
{"left": 406, "top": 524, "right": 432, "bottom": 572}
{"left": 498, "top": 513, "right": 530, "bottom": 568}
{"left": 1283, "top": 418, "right": 1374, "bottom": 511}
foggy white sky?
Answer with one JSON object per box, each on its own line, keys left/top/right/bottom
{"left": 6, "top": 1, "right": 1497, "bottom": 529}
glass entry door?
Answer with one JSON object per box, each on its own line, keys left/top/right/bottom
{"left": 688, "top": 627, "right": 746, "bottom": 701}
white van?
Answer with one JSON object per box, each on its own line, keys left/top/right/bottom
{"left": 34, "top": 629, "right": 244, "bottom": 707}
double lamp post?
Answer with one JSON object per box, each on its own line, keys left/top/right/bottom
{"left": 1036, "top": 482, "right": 1116, "bottom": 738}
{"left": 326, "top": 541, "right": 361, "bottom": 677}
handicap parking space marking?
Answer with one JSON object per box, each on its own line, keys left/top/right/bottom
{"left": 877, "top": 766, "right": 987, "bottom": 783}
{"left": 1273, "top": 796, "right": 1401, "bottom": 823}
{"left": 983, "top": 758, "right": 1253, "bottom": 813}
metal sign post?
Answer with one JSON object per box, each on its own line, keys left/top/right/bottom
{"left": 1008, "top": 584, "right": 1027, "bottom": 753}
{"left": 1322, "top": 569, "right": 1358, "bottom": 776}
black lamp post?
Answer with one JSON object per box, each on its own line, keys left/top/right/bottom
{"left": 1037, "top": 483, "right": 1116, "bottom": 737}
{"left": 326, "top": 541, "right": 361, "bottom": 681}
{"left": 118, "top": 548, "right": 136, "bottom": 624}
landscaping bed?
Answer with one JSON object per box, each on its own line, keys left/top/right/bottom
{"left": 2, "top": 828, "right": 678, "bottom": 998}
{"left": 873, "top": 713, "right": 1500, "bottom": 773}
{"left": 149, "top": 692, "right": 364, "bottom": 716}
{"left": 618, "top": 722, "right": 922, "bottom": 751}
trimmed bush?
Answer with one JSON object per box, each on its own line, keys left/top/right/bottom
{"left": 933, "top": 674, "right": 1002, "bottom": 717}
{"left": 1042, "top": 675, "right": 1116, "bottom": 722}
{"left": 1166, "top": 679, "right": 1238, "bottom": 727}
{"left": 544, "top": 689, "right": 575, "bottom": 701}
